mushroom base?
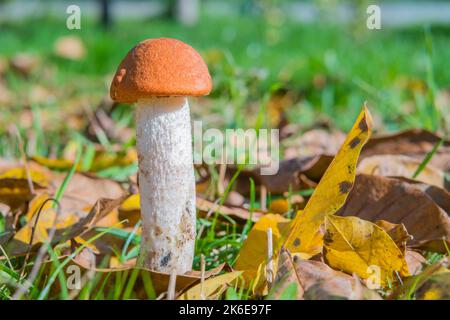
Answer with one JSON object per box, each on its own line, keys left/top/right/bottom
{"left": 135, "top": 97, "right": 196, "bottom": 274}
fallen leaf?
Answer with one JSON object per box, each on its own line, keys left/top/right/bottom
{"left": 323, "top": 215, "right": 409, "bottom": 285}
{"left": 32, "top": 149, "right": 137, "bottom": 172}
{"left": 234, "top": 214, "right": 290, "bottom": 285}
{"left": 284, "top": 129, "right": 346, "bottom": 158}
{"left": 118, "top": 194, "right": 141, "bottom": 227}
{"left": 338, "top": 174, "right": 450, "bottom": 253}
{"left": 229, "top": 155, "right": 333, "bottom": 195}
{"left": 7, "top": 196, "right": 127, "bottom": 256}
{"left": 0, "top": 166, "right": 49, "bottom": 208}
{"left": 266, "top": 87, "right": 298, "bottom": 129}
{"left": 361, "top": 129, "right": 449, "bottom": 171}
{"left": 405, "top": 250, "right": 427, "bottom": 276}
{"left": 178, "top": 271, "right": 243, "bottom": 300}
{"left": 118, "top": 194, "right": 265, "bottom": 228}
{"left": 269, "top": 249, "right": 381, "bottom": 300}
{"left": 358, "top": 154, "right": 445, "bottom": 188}
{"left": 51, "top": 172, "right": 125, "bottom": 213}
{"left": 0, "top": 56, "right": 8, "bottom": 75}
{"left": 267, "top": 249, "right": 304, "bottom": 299}
{"left": 284, "top": 106, "right": 373, "bottom": 258}
{"left": 196, "top": 197, "right": 264, "bottom": 222}
{"left": 31, "top": 156, "right": 74, "bottom": 171}
{"left": 375, "top": 220, "right": 425, "bottom": 275}
{"left": 375, "top": 220, "right": 411, "bottom": 254}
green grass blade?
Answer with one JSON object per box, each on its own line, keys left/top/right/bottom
{"left": 141, "top": 270, "right": 156, "bottom": 300}
{"left": 122, "top": 267, "right": 139, "bottom": 300}
{"left": 37, "top": 221, "right": 125, "bottom": 300}
{"left": 52, "top": 144, "right": 82, "bottom": 208}
{"left": 412, "top": 138, "right": 443, "bottom": 178}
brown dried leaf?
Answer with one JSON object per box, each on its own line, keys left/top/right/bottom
{"left": 270, "top": 249, "right": 381, "bottom": 300}
{"left": 196, "top": 197, "right": 264, "bottom": 222}
{"left": 361, "top": 129, "right": 450, "bottom": 171}
{"left": 229, "top": 155, "right": 333, "bottom": 195}
{"left": 284, "top": 129, "right": 346, "bottom": 158}
{"left": 6, "top": 195, "right": 127, "bottom": 256}
{"left": 358, "top": 154, "right": 445, "bottom": 188}
{"left": 50, "top": 172, "right": 125, "bottom": 213}
{"left": 405, "top": 250, "right": 427, "bottom": 276}
{"left": 338, "top": 174, "right": 450, "bottom": 252}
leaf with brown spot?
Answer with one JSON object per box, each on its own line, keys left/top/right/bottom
{"left": 338, "top": 174, "right": 450, "bottom": 253}
{"left": 323, "top": 215, "right": 410, "bottom": 285}
{"left": 284, "top": 107, "right": 373, "bottom": 258}
{"left": 268, "top": 249, "right": 381, "bottom": 300}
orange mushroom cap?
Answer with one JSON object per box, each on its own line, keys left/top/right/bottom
{"left": 110, "top": 38, "right": 212, "bottom": 103}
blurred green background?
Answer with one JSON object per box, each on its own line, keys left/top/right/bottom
{"left": 0, "top": 0, "right": 449, "bottom": 161}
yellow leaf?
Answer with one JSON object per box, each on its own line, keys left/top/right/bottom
{"left": 284, "top": 106, "right": 373, "bottom": 258}
{"left": 0, "top": 167, "right": 48, "bottom": 185}
{"left": 323, "top": 215, "right": 409, "bottom": 285}
{"left": 234, "top": 214, "right": 290, "bottom": 294}
{"left": 178, "top": 271, "right": 243, "bottom": 300}
{"left": 25, "top": 192, "right": 52, "bottom": 221}
{"left": 8, "top": 196, "right": 126, "bottom": 256}
{"left": 32, "top": 149, "right": 137, "bottom": 172}
{"left": 0, "top": 167, "right": 49, "bottom": 208}
{"left": 235, "top": 214, "right": 290, "bottom": 274}
{"left": 14, "top": 207, "right": 79, "bottom": 245}
{"left": 120, "top": 194, "right": 140, "bottom": 211}
{"left": 31, "top": 155, "right": 74, "bottom": 170}
{"left": 251, "top": 260, "right": 270, "bottom": 296}
{"left": 118, "top": 194, "right": 141, "bottom": 227}
{"left": 90, "top": 149, "right": 137, "bottom": 171}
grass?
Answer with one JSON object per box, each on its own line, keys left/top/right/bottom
{"left": 1, "top": 14, "right": 449, "bottom": 144}
{"left": 0, "top": 10, "right": 449, "bottom": 300}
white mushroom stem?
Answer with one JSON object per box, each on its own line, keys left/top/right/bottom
{"left": 136, "top": 96, "right": 196, "bottom": 274}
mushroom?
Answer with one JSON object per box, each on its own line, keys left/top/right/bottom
{"left": 110, "top": 38, "right": 212, "bottom": 273}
